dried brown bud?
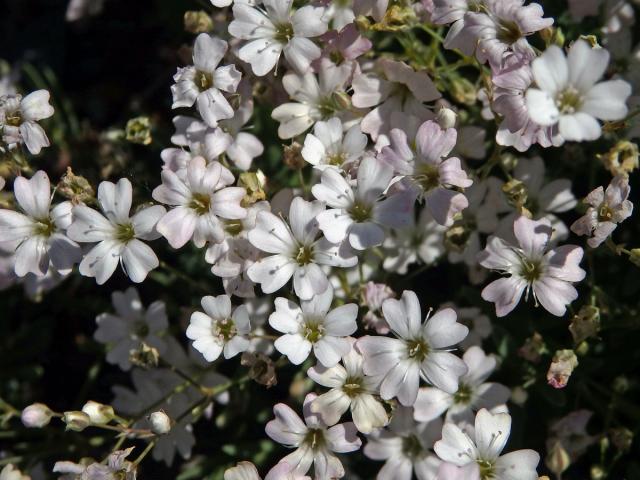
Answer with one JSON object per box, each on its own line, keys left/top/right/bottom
{"left": 57, "top": 167, "right": 95, "bottom": 204}
{"left": 238, "top": 170, "right": 267, "bottom": 207}
{"left": 547, "top": 349, "right": 578, "bottom": 389}
{"left": 129, "top": 342, "right": 159, "bottom": 369}
{"left": 184, "top": 10, "right": 213, "bottom": 34}
{"left": 599, "top": 141, "right": 638, "bottom": 177}
{"left": 519, "top": 332, "right": 546, "bottom": 363}
{"left": 125, "top": 116, "right": 152, "bottom": 145}
{"left": 502, "top": 178, "right": 528, "bottom": 210}
{"left": 444, "top": 223, "right": 471, "bottom": 253}
{"left": 283, "top": 142, "right": 305, "bottom": 170}
{"left": 569, "top": 305, "right": 600, "bottom": 344}
{"left": 241, "top": 352, "right": 277, "bottom": 388}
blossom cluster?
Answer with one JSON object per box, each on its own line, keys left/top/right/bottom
{"left": 1, "top": 0, "right": 639, "bottom": 479}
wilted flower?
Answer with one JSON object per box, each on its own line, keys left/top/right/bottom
{"left": 547, "top": 349, "right": 578, "bottom": 389}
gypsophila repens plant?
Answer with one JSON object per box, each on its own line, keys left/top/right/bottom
{"left": 1, "top": 0, "right": 640, "bottom": 478}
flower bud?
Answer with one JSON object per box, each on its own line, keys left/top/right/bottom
{"left": 21, "top": 403, "right": 53, "bottom": 428}
{"left": 57, "top": 167, "right": 95, "bottom": 205}
{"left": 81, "top": 401, "right": 114, "bottom": 425}
{"left": 629, "top": 248, "right": 640, "bottom": 267}
{"left": 569, "top": 306, "right": 600, "bottom": 344}
{"left": 502, "top": 178, "right": 528, "bottom": 210}
{"left": 510, "top": 386, "right": 528, "bottom": 406}
{"left": 148, "top": 411, "right": 172, "bottom": 435}
{"left": 599, "top": 140, "right": 638, "bottom": 177}
{"left": 436, "top": 107, "right": 457, "bottom": 129}
{"left": 238, "top": 170, "right": 267, "bottom": 206}
{"left": 241, "top": 352, "right": 278, "bottom": 388}
{"left": 62, "top": 411, "right": 91, "bottom": 432}
{"left": 125, "top": 116, "right": 152, "bottom": 145}
{"left": 129, "top": 342, "right": 160, "bottom": 369}
{"left": 545, "top": 441, "right": 570, "bottom": 476}
{"left": 547, "top": 350, "right": 578, "bottom": 389}
{"left": 590, "top": 465, "right": 605, "bottom": 480}
{"left": 184, "top": 10, "right": 213, "bottom": 34}
{"left": 283, "top": 142, "right": 305, "bottom": 170}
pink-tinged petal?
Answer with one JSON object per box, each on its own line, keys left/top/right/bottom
{"left": 211, "top": 187, "right": 247, "bottom": 220}
{"left": 324, "top": 303, "right": 358, "bottom": 336}
{"left": 67, "top": 205, "right": 113, "bottom": 242}
{"left": 481, "top": 277, "right": 527, "bottom": 317}
{"left": 293, "top": 263, "right": 328, "bottom": 300}
{"left": 283, "top": 37, "right": 322, "bottom": 74}
{"left": 378, "top": 456, "right": 413, "bottom": 480}
{"left": 313, "top": 238, "right": 358, "bottom": 268}
{"left": 436, "top": 462, "right": 480, "bottom": 480}
{"left": 314, "top": 336, "right": 350, "bottom": 367}
{"left": 156, "top": 207, "right": 197, "bottom": 249}
{"left": 14, "top": 171, "right": 51, "bottom": 219}
{"left": 416, "top": 120, "right": 457, "bottom": 163}
{"left": 475, "top": 409, "right": 511, "bottom": 460}
{"left": 289, "top": 197, "right": 323, "bottom": 245}
{"left": 532, "top": 277, "right": 578, "bottom": 317}
{"left": 513, "top": 215, "right": 551, "bottom": 257}
{"left": 247, "top": 254, "right": 296, "bottom": 294}
{"left": 311, "top": 168, "right": 354, "bottom": 209}
{"left": 421, "top": 351, "right": 467, "bottom": 394}
{"left": 326, "top": 422, "right": 361, "bottom": 452}
{"left": 249, "top": 211, "right": 296, "bottom": 254}
{"left": 348, "top": 222, "right": 385, "bottom": 250}
{"left": 275, "top": 334, "right": 312, "bottom": 365}
{"left": 544, "top": 244, "right": 585, "bottom": 282}
{"left": 426, "top": 188, "right": 468, "bottom": 227}
{"left": 439, "top": 157, "right": 473, "bottom": 188}
{"left": 413, "top": 387, "right": 452, "bottom": 422}
{"left": 357, "top": 336, "right": 404, "bottom": 376}
{"left": 121, "top": 239, "right": 159, "bottom": 283}
{"left": 266, "top": 403, "right": 307, "bottom": 447}
{"left": 424, "top": 308, "right": 468, "bottom": 348}
{"left": 477, "top": 236, "right": 520, "bottom": 271}
{"left": 381, "top": 290, "right": 422, "bottom": 339}
{"left": 380, "top": 359, "right": 420, "bottom": 406}
{"left": 434, "top": 423, "right": 477, "bottom": 466}
{"left": 373, "top": 192, "right": 415, "bottom": 230}
{"left": 152, "top": 169, "right": 191, "bottom": 206}
{"left": 494, "top": 449, "right": 540, "bottom": 480}
{"left": 316, "top": 210, "right": 352, "bottom": 244}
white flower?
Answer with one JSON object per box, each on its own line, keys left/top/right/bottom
{"left": 269, "top": 286, "right": 357, "bottom": 367}
{"left": 478, "top": 216, "right": 586, "bottom": 317}
{"left": 525, "top": 40, "right": 632, "bottom": 142}
{"left": 171, "top": 34, "right": 241, "bottom": 128}
{"left": 186, "top": 294, "right": 251, "bottom": 362}
{"left": 308, "top": 339, "right": 388, "bottom": 433}
{"left": 0, "top": 465, "right": 29, "bottom": 480}
{"left": 312, "top": 156, "right": 414, "bottom": 250}
{"left": 228, "top": 0, "right": 328, "bottom": 76}
{"left": 357, "top": 290, "right": 469, "bottom": 406}
{"left": 413, "top": 346, "right": 510, "bottom": 425}
{"left": 301, "top": 117, "right": 367, "bottom": 171}
{"left": 0, "top": 90, "right": 54, "bottom": 154}
{"left": 0, "top": 171, "right": 81, "bottom": 277}
{"left": 247, "top": 197, "right": 357, "bottom": 300}
{"left": 152, "top": 157, "right": 247, "bottom": 249}
{"left": 363, "top": 406, "right": 442, "bottom": 480}
{"left": 271, "top": 61, "right": 354, "bottom": 139}
{"left": 224, "top": 462, "right": 311, "bottom": 480}
{"left": 265, "top": 393, "right": 362, "bottom": 480}
{"left": 67, "top": 178, "right": 166, "bottom": 284}
{"left": 434, "top": 408, "right": 540, "bottom": 480}
{"left": 94, "top": 287, "right": 169, "bottom": 371}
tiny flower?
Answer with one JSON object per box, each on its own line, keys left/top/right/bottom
{"left": 301, "top": 117, "right": 367, "bottom": 171}
{"left": 149, "top": 411, "right": 172, "bottom": 435}
{"left": 94, "top": 287, "right": 169, "bottom": 371}
{"left": 269, "top": 286, "right": 357, "bottom": 367}
{"left": 171, "top": 34, "right": 241, "bottom": 127}
{"left": 312, "top": 156, "right": 414, "bottom": 250}
{"left": 308, "top": 340, "right": 388, "bottom": 433}
{"left": 434, "top": 408, "right": 540, "bottom": 480}
{"left": 186, "top": 294, "right": 252, "bottom": 362}
{"left": 571, "top": 175, "right": 633, "bottom": 248}
{"left": 0, "top": 90, "right": 54, "bottom": 154}
{"left": 478, "top": 216, "right": 586, "bottom": 317}
{"left": 152, "top": 156, "right": 247, "bottom": 249}
{"left": 357, "top": 290, "right": 469, "bottom": 406}
{"left": 379, "top": 120, "right": 472, "bottom": 226}
{"left": 67, "top": 178, "right": 166, "bottom": 284}
{"left": 21, "top": 403, "right": 53, "bottom": 428}
{"left": 0, "top": 171, "right": 81, "bottom": 277}
{"left": 413, "top": 346, "right": 510, "bottom": 424}
{"left": 363, "top": 406, "right": 442, "bottom": 480}
{"left": 247, "top": 197, "right": 357, "bottom": 300}
{"left": 265, "top": 393, "right": 362, "bottom": 480}
{"left": 228, "top": 0, "right": 328, "bottom": 76}
{"left": 525, "top": 40, "right": 632, "bottom": 142}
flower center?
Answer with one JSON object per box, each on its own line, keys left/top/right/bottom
{"left": 302, "top": 320, "right": 325, "bottom": 343}
{"left": 213, "top": 318, "right": 237, "bottom": 341}
{"left": 295, "top": 245, "right": 314, "bottom": 265}
{"left": 303, "top": 428, "right": 326, "bottom": 450}
{"left": 496, "top": 19, "right": 522, "bottom": 44}
{"left": 445, "top": 224, "right": 471, "bottom": 253}
{"left": 224, "top": 219, "right": 243, "bottom": 236}
{"left": 348, "top": 201, "right": 372, "bottom": 223}
{"left": 33, "top": 217, "right": 55, "bottom": 237}
{"left": 195, "top": 70, "right": 214, "bottom": 91}
{"left": 189, "top": 193, "right": 211, "bottom": 215}
{"left": 415, "top": 164, "right": 441, "bottom": 191}
{"left": 598, "top": 203, "right": 614, "bottom": 222}
{"left": 115, "top": 223, "right": 136, "bottom": 243}
{"left": 133, "top": 320, "right": 149, "bottom": 339}
{"left": 274, "top": 23, "right": 294, "bottom": 43}
{"left": 342, "top": 377, "right": 365, "bottom": 397}
{"left": 328, "top": 152, "right": 347, "bottom": 166}
{"left": 406, "top": 338, "right": 429, "bottom": 362}
{"left": 402, "top": 434, "right": 423, "bottom": 459}
{"left": 453, "top": 383, "right": 473, "bottom": 405}
{"left": 519, "top": 257, "right": 543, "bottom": 283}
{"left": 556, "top": 87, "right": 583, "bottom": 115}
{"left": 478, "top": 459, "right": 496, "bottom": 479}
{"left": 5, "top": 110, "right": 22, "bottom": 127}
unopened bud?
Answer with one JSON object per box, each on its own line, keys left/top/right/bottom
{"left": 57, "top": 167, "right": 95, "bottom": 204}
{"left": 629, "top": 248, "right": 640, "bottom": 267}
{"left": 510, "top": 386, "right": 528, "bottom": 406}
{"left": 21, "top": 403, "right": 53, "bottom": 428}
{"left": 540, "top": 26, "right": 565, "bottom": 47}
{"left": 81, "top": 401, "right": 114, "bottom": 425}
{"left": 241, "top": 352, "right": 278, "bottom": 388}
{"left": 590, "top": 465, "right": 605, "bottom": 480}
{"left": 613, "top": 375, "right": 629, "bottom": 394}
{"left": 184, "top": 11, "right": 213, "bottom": 34}
{"left": 129, "top": 342, "right": 160, "bottom": 369}
{"left": 283, "top": 142, "right": 305, "bottom": 170}
{"left": 499, "top": 152, "right": 518, "bottom": 172}
{"left": 436, "top": 107, "right": 457, "bottom": 129}
{"left": 547, "top": 350, "right": 578, "bottom": 389}
{"left": 238, "top": 170, "right": 267, "bottom": 207}
{"left": 569, "top": 305, "right": 600, "bottom": 344}
{"left": 63, "top": 411, "right": 91, "bottom": 432}
{"left": 125, "top": 116, "right": 152, "bottom": 146}
{"left": 148, "top": 411, "right": 172, "bottom": 435}
{"left": 545, "top": 441, "right": 571, "bottom": 476}
{"left": 502, "top": 178, "right": 528, "bottom": 210}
